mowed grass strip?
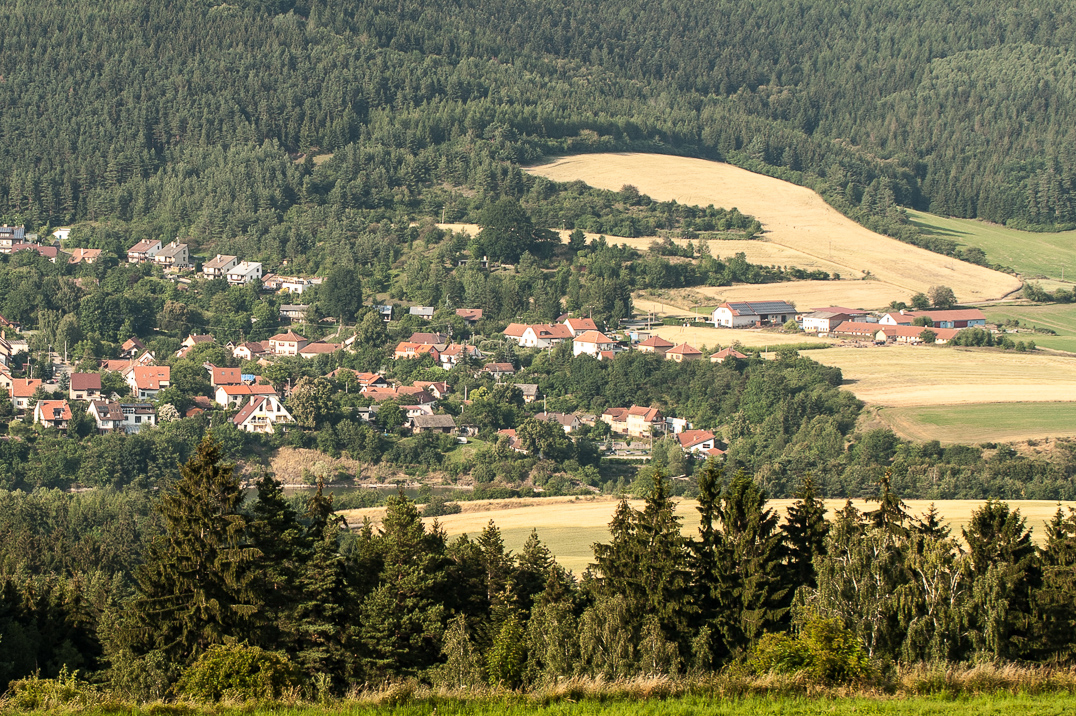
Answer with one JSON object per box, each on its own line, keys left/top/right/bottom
{"left": 908, "top": 209, "right": 1076, "bottom": 283}
{"left": 808, "top": 343, "right": 1076, "bottom": 407}
{"left": 879, "top": 402, "right": 1076, "bottom": 444}
{"left": 527, "top": 153, "right": 1021, "bottom": 302}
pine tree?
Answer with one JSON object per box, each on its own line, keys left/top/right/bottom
{"left": 247, "top": 472, "right": 305, "bottom": 649}
{"left": 782, "top": 472, "right": 828, "bottom": 591}
{"left": 357, "top": 494, "right": 446, "bottom": 678}
{"left": 513, "top": 529, "right": 554, "bottom": 615}
{"left": 1033, "top": 506, "right": 1076, "bottom": 660}
{"left": 127, "top": 437, "right": 260, "bottom": 663}
{"left": 690, "top": 458, "right": 737, "bottom": 667}
{"left": 293, "top": 522, "right": 352, "bottom": 686}
{"left": 865, "top": 468, "right": 911, "bottom": 540}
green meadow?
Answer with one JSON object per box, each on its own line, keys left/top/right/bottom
{"left": 879, "top": 402, "right": 1076, "bottom": 444}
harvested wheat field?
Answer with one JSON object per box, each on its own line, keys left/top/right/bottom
{"left": 812, "top": 344, "right": 1076, "bottom": 407}
{"left": 346, "top": 496, "right": 1072, "bottom": 574}
{"left": 527, "top": 153, "right": 1022, "bottom": 302}
{"left": 651, "top": 323, "right": 831, "bottom": 350}
{"left": 646, "top": 281, "right": 902, "bottom": 313}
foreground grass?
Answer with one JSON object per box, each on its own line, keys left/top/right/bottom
{"left": 908, "top": 209, "right": 1076, "bottom": 283}
{"left": 10, "top": 693, "right": 1076, "bottom": 716}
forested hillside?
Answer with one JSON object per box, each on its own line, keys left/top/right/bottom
{"left": 0, "top": 0, "right": 1074, "bottom": 256}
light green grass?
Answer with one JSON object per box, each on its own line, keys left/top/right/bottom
{"left": 908, "top": 209, "right": 1076, "bottom": 282}
{"left": 880, "top": 402, "right": 1076, "bottom": 444}
{"left": 50, "top": 694, "right": 1076, "bottom": 716}
{"left": 984, "top": 303, "right": 1076, "bottom": 336}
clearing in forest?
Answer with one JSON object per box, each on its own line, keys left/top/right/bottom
{"left": 810, "top": 344, "right": 1076, "bottom": 407}
{"left": 908, "top": 209, "right": 1076, "bottom": 285}
{"left": 527, "top": 153, "right": 1022, "bottom": 303}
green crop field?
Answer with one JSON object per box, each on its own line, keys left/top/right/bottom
{"left": 879, "top": 402, "right": 1076, "bottom": 444}
{"left": 907, "top": 209, "right": 1076, "bottom": 283}
{"left": 49, "top": 694, "right": 1076, "bottom": 716}
{"left": 984, "top": 303, "right": 1076, "bottom": 352}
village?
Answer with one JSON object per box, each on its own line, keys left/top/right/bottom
{"left": 0, "top": 228, "right": 1003, "bottom": 467}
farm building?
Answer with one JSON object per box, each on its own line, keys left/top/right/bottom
{"left": 879, "top": 309, "right": 986, "bottom": 329}
{"left": 712, "top": 300, "right": 796, "bottom": 328}
{"left": 800, "top": 311, "right": 851, "bottom": 333}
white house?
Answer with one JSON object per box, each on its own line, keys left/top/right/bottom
{"left": 227, "top": 261, "right": 263, "bottom": 285}
{"left": 88, "top": 401, "right": 157, "bottom": 434}
{"left": 202, "top": 254, "right": 239, "bottom": 279}
{"left": 676, "top": 429, "right": 718, "bottom": 454}
{"left": 572, "top": 330, "right": 616, "bottom": 357}
{"left": 232, "top": 395, "right": 293, "bottom": 434}
{"left": 503, "top": 323, "right": 573, "bottom": 348}
{"left": 800, "top": 311, "right": 851, "bottom": 333}
{"left": 127, "top": 239, "right": 162, "bottom": 264}
{"left": 153, "top": 241, "right": 190, "bottom": 269}
{"left": 713, "top": 301, "right": 797, "bottom": 328}
{"left": 127, "top": 366, "right": 170, "bottom": 399}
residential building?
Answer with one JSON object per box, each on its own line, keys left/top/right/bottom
{"left": 268, "top": 330, "right": 308, "bottom": 356}
{"left": 395, "top": 386, "right": 436, "bottom": 405}
{"left": 215, "top": 383, "right": 278, "bottom": 407}
{"left": 482, "top": 362, "right": 516, "bottom": 379}
{"left": 280, "top": 304, "right": 310, "bottom": 322}
{"left": 153, "top": 241, "right": 190, "bottom": 269}
{"left": 227, "top": 261, "right": 263, "bottom": 285}
{"left": 176, "top": 333, "right": 214, "bottom": 358}
{"left": 120, "top": 337, "right": 146, "bottom": 358}
{"left": 202, "top": 254, "right": 239, "bottom": 279}
{"left": 33, "top": 400, "right": 72, "bottom": 429}
{"left": 636, "top": 336, "right": 675, "bottom": 355}
{"left": 11, "top": 378, "right": 42, "bottom": 411}
{"left": 516, "top": 383, "right": 539, "bottom": 403}
{"left": 439, "top": 343, "right": 483, "bottom": 368}
{"left": 0, "top": 224, "right": 26, "bottom": 253}
{"left": 503, "top": 323, "right": 573, "bottom": 348}
{"left": 876, "top": 324, "right": 960, "bottom": 345}
{"left": 352, "top": 372, "right": 390, "bottom": 390}
{"left": 879, "top": 309, "right": 986, "bottom": 330}
{"left": 129, "top": 366, "right": 170, "bottom": 399}
{"left": 677, "top": 429, "right": 719, "bottom": 455}
{"left": 376, "top": 305, "right": 393, "bottom": 322}
{"left": 831, "top": 321, "right": 886, "bottom": 339}
{"left": 710, "top": 347, "right": 748, "bottom": 363}
{"left": 0, "top": 315, "right": 21, "bottom": 333}
{"left": 232, "top": 341, "right": 270, "bottom": 361}
{"left": 67, "top": 248, "right": 102, "bottom": 264}
{"left": 409, "top": 414, "right": 457, "bottom": 434}
{"left": 456, "top": 308, "right": 483, "bottom": 324}
{"left": 409, "top": 332, "right": 449, "bottom": 347}
{"left": 298, "top": 341, "right": 340, "bottom": 359}
{"left": 393, "top": 342, "right": 440, "bottom": 362}
{"left": 534, "top": 411, "right": 580, "bottom": 434}
{"left": 88, "top": 401, "right": 157, "bottom": 434}
{"left": 69, "top": 373, "right": 103, "bottom": 401}
{"left": 11, "top": 243, "right": 60, "bottom": 262}
{"left": 413, "top": 381, "right": 449, "bottom": 399}
{"left": 665, "top": 343, "right": 703, "bottom": 363}
{"left": 563, "top": 317, "right": 599, "bottom": 336}
{"left": 713, "top": 300, "right": 797, "bottom": 328}
{"left": 210, "top": 366, "right": 243, "bottom": 388}
{"left": 572, "top": 330, "right": 616, "bottom": 357}
{"left": 127, "top": 239, "right": 162, "bottom": 263}
{"left": 233, "top": 395, "right": 293, "bottom": 434}
{"left": 602, "top": 405, "right": 664, "bottom": 438}
{"left": 409, "top": 306, "right": 435, "bottom": 320}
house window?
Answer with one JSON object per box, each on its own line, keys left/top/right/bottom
{"left": 135, "top": 416, "right": 141, "bottom": 424}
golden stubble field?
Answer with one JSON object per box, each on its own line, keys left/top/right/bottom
{"left": 811, "top": 344, "right": 1076, "bottom": 407}
{"left": 526, "top": 153, "right": 1022, "bottom": 303}
{"left": 341, "top": 496, "right": 1072, "bottom": 574}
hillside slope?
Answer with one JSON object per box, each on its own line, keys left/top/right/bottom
{"left": 529, "top": 153, "right": 1023, "bottom": 302}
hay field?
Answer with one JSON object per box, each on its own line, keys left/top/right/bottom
{"left": 878, "top": 403, "right": 1076, "bottom": 444}
{"left": 811, "top": 344, "right": 1076, "bottom": 407}
{"left": 527, "top": 153, "right": 1022, "bottom": 302}
{"left": 908, "top": 209, "right": 1076, "bottom": 283}
{"left": 650, "top": 324, "right": 832, "bottom": 350}
{"left": 349, "top": 496, "right": 1073, "bottom": 574}
{"left": 634, "top": 281, "right": 901, "bottom": 317}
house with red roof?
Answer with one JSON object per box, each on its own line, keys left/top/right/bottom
{"left": 413, "top": 381, "right": 449, "bottom": 399}
{"left": 268, "top": 330, "right": 308, "bottom": 356}
{"left": 710, "top": 347, "right": 748, "bottom": 363}
{"left": 665, "top": 343, "right": 702, "bottom": 363}
{"left": 393, "top": 342, "right": 440, "bottom": 362}
{"left": 215, "top": 383, "right": 278, "bottom": 407}
{"left": 11, "top": 378, "right": 42, "bottom": 411}
{"left": 572, "top": 330, "right": 616, "bottom": 358}
{"left": 563, "top": 317, "right": 599, "bottom": 336}
{"left": 33, "top": 400, "right": 72, "bottom": 429}
{"left": 210, "top": 366, "right": 243, "bottom": 388}
{"left": 602, "top": 405, "right": 664, "bottom": 437}
{"left": 636, "top": 336, "right": 675, "bottom": 356}
{"left": 69, "top": 373, "right": 103, "bottom": 401}
{"left": 676, "top": 429, "right": 719, "bottom": 455}
{"left": 482, "top": 362, "right": 516, "bottom": 379}
{"left": 440, "top": 343, "right": 483, "bottom": 369}
{"left": 456, "top": 308, "right": 483, "bottom": 324}
{"left": 128, "top": 366, "right": 171, "bottom": 399}
{"left": 88, "top": 401, "right": 157, "bottom": 433}
{"left": 127, "top": 239, "right": 162, "bottom": 264}
{"left": 503, "top": 323, "right": 573, "bottom": 348}
{"left": 68, "top": 248, "right": 102, "bottom": 265}
{"left": 298, "top": 341, "right": 340, "bottom": 359}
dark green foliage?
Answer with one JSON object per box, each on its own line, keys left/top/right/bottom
{"left": 320, "top": 269, "right": 364, "bottom": 324}
{"left": 782, "top": 473, "right": 828, "bottom": 591}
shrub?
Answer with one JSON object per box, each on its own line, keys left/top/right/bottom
{"left": 175, "top": 643, "right": 299, "bottom": 702}
{"left": 6, "top": 666, "right": 98, "bottom": 710}
{"left": 748, "top": 617, "right": 873, "bottom": 684}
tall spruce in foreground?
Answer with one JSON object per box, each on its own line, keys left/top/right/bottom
{"left": 127, "top": 437, "right": 260, "bottom": 664}
{"left": 247, "top": 472, "right": 305, "bottom": 650}
{"left": 1034, "top": 506, "right": 1076, "bottom": 660}
{"left": 782, "top": 473, "right": 828, "bottom": 591}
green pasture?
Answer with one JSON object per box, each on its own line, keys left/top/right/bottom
{"left": 983, "top": 303, "right": 1076, "bottom": 352}
{"left": 880, "top": 402, "right": 1076, "bottom": 444}
{"left": 908, "top": 209, "right": 1076, "bottom": 282}
{"left": 44, "top": 694, "right": 1076, "bottom": 716}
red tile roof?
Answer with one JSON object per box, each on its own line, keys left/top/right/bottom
{"left": 11, "top": 379, "right": 41, "bottom": 398}
{"left": 36, "top": 400, "right": 72, "bottom": 422}
{"left": 212, "top": 367, "right": 243, "bottom": 385}
{"left": 573, "top": 330, "right": 614, "bottom": 344}
{"left": 132, "top": 366, "right": 170, "bottom": 390}
{"left": 70, "top": 373, "right": 102, "bottom": 391}
{"left": 665, "top": 343, "right": 702, "bottom": 356}
{"left": 638, "top": 336, "right": 675, "bottom": 349}
{"left": 677, "top": 429, "right": 716, "bottom": 449}
{"left": 269, "top": 330, "right": 307, "bottom": 343}
{"left": 564, "top": 317, "right": 598, "bottom": 332}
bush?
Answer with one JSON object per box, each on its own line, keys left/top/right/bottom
{"left": 6, "top": 666, "right": 99, "bottom": 710}
{"left": 747, "top": 617, "right": 873, "bottom": 684}
{"left": 422, "top": 493, "right": 463, "bottom": 517}
{"left": 175, "top": 643, "right": 299, "bottom": 702}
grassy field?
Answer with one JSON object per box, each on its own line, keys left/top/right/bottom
{"left": 808, "top": 343, "right": 1076, "bottom": 407}
{"left": 878, "top": 402, "right": 1076, "bottom": 444}
{"left": 983, "top": 303, "right": 1076, "bottom": 353}
{"left": 343, "top": 496, "right": 1073, "bottom": 574}
{"left": 527, "top": 153, "right": 1022, "bottom": 303}
{"left": 908, "top": 209, "right": 1076, "bottom": 283}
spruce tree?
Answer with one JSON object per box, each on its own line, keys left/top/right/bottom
{"left": 1033, "top": 506, "right": 1076, "bottom": 659}
{"left": 782, "top": 472, "right": 828, "bottom": 591}
{"left": 865, "top": 469, "right": 911, "bottom": 540}
{"left": 690, "top": 458, "right": 736, "bottom": 667}
{"left": 293, "top": 522, "right": 353, "bottom": 686}
{"left": 127, "top": 437, "right": 260, "bottom": 663}
{"left": 247, "top": 472, "right": 306, "bottom": 649}
{"left": 514, "top": 529, "right": 555, "bottom": 615}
